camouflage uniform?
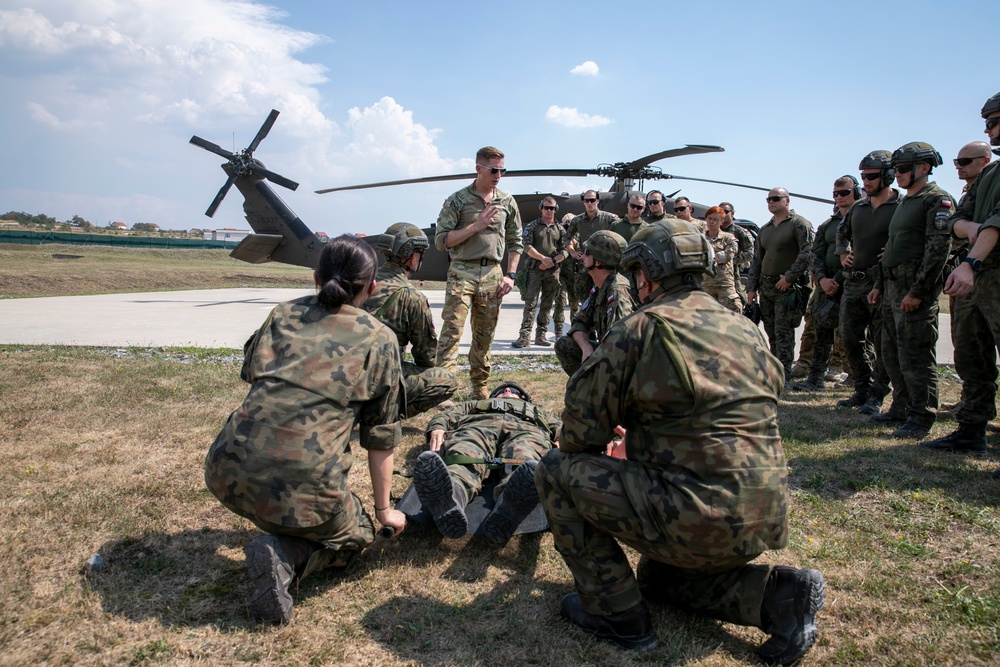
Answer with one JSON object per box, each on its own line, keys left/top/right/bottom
{"left": 837, "top": 190, "right": 900, "bottom": 402}
{"left": 701, "top": 229, "right": 741, "bottom": 312}
{"left": 434, "top": 183, "right": 523, "bottom": 398}
{"left": 536, "top": 285, "right": 788, "bottom": 622}
{"left": 554, "top": 271, "right": 636, "bottom": 376}
{"left": 876, "top": 181, "right": 955, "bottom": 427}
{"left": 748, "top": 211, "right": 814, "bottom": 378}
{"left": 609, "top": 218, "right": 648, "bottom": 244}
{"left": 204, "top": 295, "right": 402, "bottom": 562}
{"left": 364, "top": 263, "right": 457, "bottom": 417}
{"left": 722, "top": 220, "right": 754, "bottom": 307}
{"left": 566, "top": 210, "right": 619, "bottom": 308}
{"left": 948, "top": 161, "right": 1000, "bottom": 426}
{"left": 800, "top": 212, "right": 847, "bottom": 379}
{"left": 517, "top": 218, "right": 568, "bottom": 341}
{"left": 426, "top": 397, "right": 560, "bottom": 500}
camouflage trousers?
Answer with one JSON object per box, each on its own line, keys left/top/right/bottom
{"left": 953, "top": 265, "right": 1000, "bottom": 424}
{"left": 554, "top": 334, "right": 596, "bottom": 377}
{"left": 402, "top": 361, "right": 458, "bottom": 418}
{"left": 703, "top": 283, "right": 742, "bottom": 314}
{"left": 733, "top": 263, "right": 749, "bottom": 309}
{"left": 758, "top": 277, "right": 804, "bottom": 378}
{"left": 573, "top": 261, "right": 595, "bottom": 308}
{"left": 440, "top": 419, "right": 552, "bottom": 501}
{"left": 560, "top": 258, "right": 579, "bottom": 320}
{"left": 536, "top": 449, "right": 772, "bottom": 623}
{"left": 519, "top": 266, "right": 564, "bottom": 339}
{"left": 839, "top": 273, "right": 890, "bottom": 398}
{"left": 797, "top": 286, "right": 846, "bottom": 375}
{"left": 436, "top": 261, "right": 503, "bottom": 398}
{"left": 882, "top": 264, "right": 940, "bottom": 426}
{"left": 243, "top": 492, "right": 374, "bottom": 577}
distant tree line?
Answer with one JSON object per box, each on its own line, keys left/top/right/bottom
{"left": 1, "top": 211, "right": 194, "bottom": 236}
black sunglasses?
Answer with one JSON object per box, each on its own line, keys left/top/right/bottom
{"left": 583, "top": 197, "right": 598, "bottom": 203}
{"left": 953, "top": 156, "right": 986, "bottom": 167}
{"left": 477, "top": 165, "right": 507, "bottom": 175}
{"left": 647, "top": 199, "right": 663, "bottom": 205}
{"left": 541, "top": 205, "right": 558, "bottom": 211}
{"left": 860, "top": 172, "right": 881, "bottom": 181}
{"left": 766, "top": 196, "right": 785, "bottom": 203}
{"left": 832, "top": 189, "right": 853, "bottom": 197}
{"left": 986, "top": 117, "right": 1000, "bottom": 131}
{"left": 895, "top": 164, "right": 914, "bottom": 174}
{"left": 674, "top": 205, "right": 690, "bottom": 212}
{"left": 629, "top": 203, "right": 645, "bottom": 210}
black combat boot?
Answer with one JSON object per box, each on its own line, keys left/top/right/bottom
{"left": 869, "top": 403, "right": 906, "bottom": 424}
{"left": 892, "top": 420, "right": 931, "bottom": 439}
{"left": 482, "top": 460, "right": 539, "bottom": 545}
{"left": 413, "top": 451, "right": 469, "bottom": 538}
{"left": 790, "top": 374, "right": 826, "bottom": 392}
{"left": 560, "top": 592, "right": 659, "bottom": 652}
{"left": 858, "top": 393, "right": 884, "bottom": 416}
{"left": 919, "top": 422, "right": 988, "bottom": 453}
{"left": 837, "top": 385, "right": 869, "bottom": 409}
{"left": 245, "top": 534, "right": 317, "bottom": 624}
{"left": 758, "top": 566, "right": 826, "bottom": 665}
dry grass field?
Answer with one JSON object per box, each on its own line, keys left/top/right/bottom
{"left": 0, "top": 246, "right": 996, "bottom": 666}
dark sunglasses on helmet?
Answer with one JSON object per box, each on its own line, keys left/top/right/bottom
{"left": 986, "top": 117, "right": 1000, "bottom": 131}
{"left": 860, "top": 172, "right": 882, "bottom": 181}
{"left": 895, "top": 164, "right": 914, "bottom": 174}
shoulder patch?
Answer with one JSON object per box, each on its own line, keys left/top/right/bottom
{"left": 934, "top": 211, "right": 950, "bottom": 230}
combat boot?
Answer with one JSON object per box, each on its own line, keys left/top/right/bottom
{"left": 790, "top": 374, "right": 826, "bottom": 392}
{"left": 891, "top": 420, "right": 930, "bottom": 440}
{"left": 869, "top": 403, "right": 905, "bottom": 424}
{"left": 554, "top": 324, "right": 563, "bottom": 339}
{"left": 919, "top": 422, "right": 987, "bottom": 453}
{"left": 482, "top": 460, "right": 539, "bottom": 545}
{"left": 245, "top": 534, "right": 317, "bottom": 624}
{"left": 413, "top": 451, "right": 469, "bottom": 538}
{"left": 511, "top": 336, "right": 530, "bottom": 349}
{"left": 789, "top": 361, "right": 809, "bottom": 379}
{"left": 534, "top": 331, "right": 551, "bottom": 347}
{"left": 758, "top": 566, "right": 826, "bottom": 666}
{"left": 837, "top": 385, "right": 869, "bottom": 409}
{"left": 559, "top": 592, "right": 659, "bottom": 652}
{"left": 858, "top": 393, "right": 885, "bottom": 416}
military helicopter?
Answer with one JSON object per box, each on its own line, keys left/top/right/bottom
{"left": 191, "top": 109, "right": 832, "bottom": 281}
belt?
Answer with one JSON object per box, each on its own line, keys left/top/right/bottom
{"left": 761, "top": 274, "right": 781, "bottom": 281}
{"left": 842, "top": 269, "right": 869, "bottom": 281}
{"left": 883, "top": 260, "right": 918, "bottom": 281}
{"left": 479, "top": 258, "right": 498, "bottom": 267}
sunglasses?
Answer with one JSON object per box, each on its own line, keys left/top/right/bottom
{"left": 833, "top": 189, "right": 854, "bottom": 197}
{"left": 629, "top": 203, "right": 645, "bottom": 210}
{"left": 986, "top": 117, "right": 1000, "bottom": 131}
{"left": 722, "top": 208, "right": 733, "bottom": 214}
{"left": 860, "top": 172, "right": 881, "bottom": 181}
{"left": 766, "top": 196, "right": 785, "bottom": 203}
{"left": 674, "top": 205, "right": 690, "bottom": 212}
{"left": 583, "top": 197, "right": 598, "bottom": 203}
{"left": 541, "top": 205, "right": 558, "bottom": 211}
{"left": 477, "top": 165, "right": 507, "bottom": 175}
{"left": 895, "top": 164, "right": 914, "bottom": 174}
{"left": 647, "top": 199, "right": 663, "bottom": 205}
{"left": 954, "top": 156, "right": 986, "bottom": 167}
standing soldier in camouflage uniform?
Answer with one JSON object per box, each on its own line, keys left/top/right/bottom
{"left": 537, "top": 219, "right": 825, "bottom": 665}
{"left": 512, "top": 197, "right": 568, "bottom": 348}
{"left": 556, "top": 213, "right": 576, "bottom": 325}
{"left": 747, "top": 188, "right": 814, "bottom": 384}
{"left": 643, "top": 190, "right": 673, "bottom": 222}
{"left": 720, "top": 202, "right": 754, "bottom": 308}
{"left": 566, "top": 189, "right": 619, "bottom": 313}
{"left": 364, "top": 223, "right": 457, "bottom": 417}
{"left": 554, "top": 230, "right": 635, "bottom": 376}
{"left": 836, "top": 151, "right": 901, "bottom": 415}
{"left": 434, "top": 146, "right": 523, "bottom": 399}
{"left": 922, "top": 93, "right": 1000, "bottom": 467}
{"left": 610, "top": 193, "right": 649, "bottom": 243}
{"left": 701, "top": 205, "right": 742, "bottom": 312}
{"left": 671, "top": 196, "right": 707, "bottom": 233}
{"left": 204, "top": 235, "right": 406, "bottom": 625}
{"left": 791, "top": 178, "right": 859, "bottom": 391}
{"left": 868, "top": 142, "right": 955, "bottom": 439}
{"left": 412, "top": 382, "right": 560, "bottom": 543}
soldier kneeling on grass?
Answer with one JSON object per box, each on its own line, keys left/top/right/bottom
{"left": 412, "top": 382, "right": 559, "bottom": 544}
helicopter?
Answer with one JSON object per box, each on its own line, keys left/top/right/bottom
{"left": 191, "top": 109, "right": 833, "bottom": 281}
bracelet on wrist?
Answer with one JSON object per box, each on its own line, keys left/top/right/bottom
{"left": 374, "top": 505, "right": 389, "bottom": 512}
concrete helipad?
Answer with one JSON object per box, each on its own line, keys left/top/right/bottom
{"left": 0, "top": 288, "right": 955, "bottom": 364}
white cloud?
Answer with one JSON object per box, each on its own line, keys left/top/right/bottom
{"left": 545, "top": 105, "right": 612, "bottom": 129}
{"left": 570, "top": 60, "right": 599, "bottom": 76}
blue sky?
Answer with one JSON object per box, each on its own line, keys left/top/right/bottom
{"left": 1, "top": 0, "right": 996, "bottom": 238}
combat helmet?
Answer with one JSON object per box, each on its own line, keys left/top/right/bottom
{"left": 376, "top": 222, "right": 429, "bottom": 263}
{"left": 859, "top": 150, "right": 895, "bottom": 189}
{"left": 619, "top": 219, "right": 715, "bottom": 285}
{"left": 583, "top": 230, "right": 627, "bottom": 268}
{"left": 490, "top": 381, "right": 531, "bottom": 402}
{"left": 891, "top": 142, "right": 943, "bottom": 168}
{"left": 981, "top": 92, "right": 1000, "bottom": 119}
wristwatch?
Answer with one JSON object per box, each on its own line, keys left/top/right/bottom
{"left": 506, "top": 271, "right": 517, "bottom": 280}
{"left": 963, "top": 257, "right": 984, "bottom": 273}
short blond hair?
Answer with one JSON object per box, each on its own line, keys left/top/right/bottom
{"left": 476, "top": 146, "right": 505, "bottom": 162}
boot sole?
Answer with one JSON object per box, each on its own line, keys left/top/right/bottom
{"left": 482, "top": 461, "right": 539, "bottom": 545}
{"left": 413, "top": 452, "right": 468, "bottom": 539}
{"left": 245, "top": 539, "right": 294, "bottom": 624}
{"left": 758, "top": 570, "right": 826, "bottom": 666}
{"left": 560, "top": 593, "right": 659, "bottom": 653}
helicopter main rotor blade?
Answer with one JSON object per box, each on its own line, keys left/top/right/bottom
{"left": 626, "top": 145, "right": 725, "bottom": 170}
{"left": 255, "top": 165, "right": 300, "bottom": 191}
{"left": 205, "top": 171, "right": 238, "bottom": 217}
{"left": 316, "top": 172, "right": 476, "bottom": 194}
{"left": 652, "top": 174, "right": 834, "bottom": 204}
{"left": 189, "top": 135, "right": 236, "bottom": 160}
{"left": 247, "top": 109, "right": 279, "bottom": 154}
